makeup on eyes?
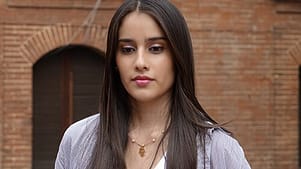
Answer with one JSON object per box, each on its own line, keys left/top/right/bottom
{"left": 118, "top": 37, "right": 168, "bottom": 55}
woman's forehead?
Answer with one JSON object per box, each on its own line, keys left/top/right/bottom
{"left": 118, "top": 11, "right": 165, "bottom": 39}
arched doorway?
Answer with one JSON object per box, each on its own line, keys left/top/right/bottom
{"left": 32, "top": 45, "right": 105, "bottom": 169}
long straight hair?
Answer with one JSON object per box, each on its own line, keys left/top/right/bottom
{"left": 88, "top": 0, "right": 218, "bottom": 168}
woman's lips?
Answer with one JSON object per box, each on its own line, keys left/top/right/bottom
{"left": 132, "top": 75, "right": 153, "bottom": 87}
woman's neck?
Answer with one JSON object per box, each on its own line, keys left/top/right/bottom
{"left": 129, "top": 97, "right": 170, "bottom": 137}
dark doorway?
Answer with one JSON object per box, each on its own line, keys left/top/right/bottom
{"left": 32, "top": 45, "right": 105, "bottom": 169}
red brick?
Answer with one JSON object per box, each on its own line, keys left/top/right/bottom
{"left": 0, "top": 0, "right": 301, "bottom": 169}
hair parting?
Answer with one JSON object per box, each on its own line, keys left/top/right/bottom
{"left": 135, "top": 0, "right": 141, "bottom": 12}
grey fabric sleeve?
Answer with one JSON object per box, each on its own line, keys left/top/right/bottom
{"left": 210, "top": 130, "right": 251, "bottom": 169}
{"left": 54, "top": 114, "right": 99, "bottom": 169}
{"left": 55, "top": 127, "right": 72, "bottom": 169}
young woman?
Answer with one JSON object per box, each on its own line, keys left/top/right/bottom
{"left": 55, "top": 0, "right": 251, "bottom": 169}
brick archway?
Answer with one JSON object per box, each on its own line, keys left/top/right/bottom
{"left": 1, "top": 23, "right": 107, "bottom": 168}
{"left": 288, "top": 39, "right": 301, "bottom": 168}
{"left": 272, "top": 28, "right": 301, "bottom": 168}
{"left": 289, "top": 40, "right": 301, "bottom": 65}
{"left": 20, "top": 23, "right": 107, "bottom": 64}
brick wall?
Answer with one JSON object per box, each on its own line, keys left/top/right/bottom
{"left": 0, "top": 0, "right": 300, "bottom": 169}
{"left": 185, "top": 1, "right": 276, "bottom": 168}
{"left": 273, "top": 27, "right": 301, "bottom": 168}
{"left": 1, "top": 23, "right": 108, "bottom": 169}
{"left": 0, "top": 23, "right": 4, "bottom": 169}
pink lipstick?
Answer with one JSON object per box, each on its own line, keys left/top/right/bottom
{"left": 133, "top": 75, "right": 153, "bottom": 87}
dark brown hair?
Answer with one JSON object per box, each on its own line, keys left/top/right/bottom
{"left": 89, "top": 0, "right": 218, "bottom": 168}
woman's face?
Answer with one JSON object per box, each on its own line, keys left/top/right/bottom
{"left": 116, "top": 11, "right": 174, "bottom": 104}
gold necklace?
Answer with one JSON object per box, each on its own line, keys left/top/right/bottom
{"left": 129, "top": 130, "right": 164, "bottom": 157}
{"left": 129, "top": 137, "right": 156, "bottom": 157}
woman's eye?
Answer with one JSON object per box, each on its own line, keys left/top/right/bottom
{"left": 120, "top": 46, "right": 136, "bottom": 54}
{"left": 149, "top": 45, "right": 164, "bottom": 54}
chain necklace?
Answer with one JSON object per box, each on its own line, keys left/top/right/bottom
{"left": 129, "top": 130, "right": 164, "bottom": 157}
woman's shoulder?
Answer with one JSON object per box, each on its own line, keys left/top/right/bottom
{"left": 55, "top": 114, "right": 100, "bottom": 169}
{"left": 208, "top": 128, "right": 236, "bottom": 147}
{"left": 66, "top": 113, "right": 100, "bottom": 132}
{"left": 63, "top": 113, "right": 100, "bottom": 143}
{"left": 206, "top": 128, "right": 251, "bottom": 169}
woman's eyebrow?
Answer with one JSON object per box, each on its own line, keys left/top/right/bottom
{"left": 118, "top": 37, "right": 167, "bottom": 43}
{"left": 146, "top": 37, "right": 167, "bottom": 42}
{"left": 118, "top": 38, "right": 133, "bottom": 43}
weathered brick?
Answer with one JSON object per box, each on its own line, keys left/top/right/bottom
{"left": 0, "top": 0, "right": 301, "bottom": 169}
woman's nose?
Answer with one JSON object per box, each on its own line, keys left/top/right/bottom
{"left": 135, "top": 49, "right": 149, "bottom": 71}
